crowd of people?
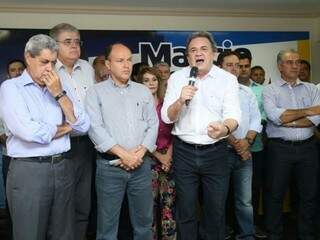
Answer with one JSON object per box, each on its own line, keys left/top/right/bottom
{"left": 0, "top": 23, "right": 318, "bottom": 240}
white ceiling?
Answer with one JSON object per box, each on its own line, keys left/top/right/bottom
{"left": 0, "top": 0, "right": 319, "bottom": 17}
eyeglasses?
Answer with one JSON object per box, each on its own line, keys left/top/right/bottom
{"left": 282, "top": 60, "right": 301, "bottom": 66}
{"left": 57, "top": 39, "right": 83, "bottom": 47}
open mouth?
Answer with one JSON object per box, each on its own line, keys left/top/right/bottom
{"left": 196, "top": 59, "right": 204, "bottom": 64}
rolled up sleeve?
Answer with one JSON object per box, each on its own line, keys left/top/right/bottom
{"left": 249, "top": 92, "right": 262, "bottom": 133}
{"left": 0, "top": 81, "right": 57, "bottom": 144}
{"left": 222, "top": 77, "right": 241, "bottom": 124}
{"left": 141, "top": 91, "right": 159, "bottom": 152}
{"left": 161, "top": 75, "right": 180, "bottom": 124}
{"left": 262, "top": 85, "right": 285, "bottom": 125}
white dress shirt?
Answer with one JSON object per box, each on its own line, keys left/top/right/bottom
{"left": 56, "top": 59, "right": 95, "bottom": 137}
{"left": 56, "top": 59, "right": 95, "bottom": 106}
{"left": 233, "top": 84, "right": 262, "bottom": 139}
{"left": 161, "top": 65, "right": 241, "bottom": 144}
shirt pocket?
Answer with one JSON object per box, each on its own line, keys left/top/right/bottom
{"left": 297, "top": 96, "right": 311, "bottom": 108}
{"left": 135, "top": 101, "right": 145, "bottom": 121}
{"left": 205, "top": 94, "right": 222, "bottom": 116}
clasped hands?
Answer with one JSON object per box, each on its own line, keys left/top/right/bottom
{"left": 118, "top": 145, "right": 147, "bottom": 171}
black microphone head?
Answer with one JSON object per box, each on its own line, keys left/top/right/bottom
{"left": 190, "top": 66, "right": 198, "bottom": 78}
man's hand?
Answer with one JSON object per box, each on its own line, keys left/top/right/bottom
{"left": 54, "top": 122, "right": 72, "bottom": 139}
{"left": 207, "top": 122, "right": 228, "bottom": 139}
{"left": 157, "top": 152, "right": 172, "bottom": 172}
{"left": 0, "top": 134, "right": 7, "bottom": 146}
{"left": 133, "top": 145, "right": 147, "bottom": 161}
{"left": 233, "top": 139, "right": 250, "bottom": 154}
{"left": 42, "top": 70, "right": 63, "bottom": 97}
{"left": 179, "top": 85, "right": 197, "bottom": 105}
{"left": 119, "top": 151, "right": 141, "bottom": 171}
{"left": 240, "top": 150, "right": 252, "bottom": 161}
{"left": 119, "top": 145, "right": 146, "bottom": 171}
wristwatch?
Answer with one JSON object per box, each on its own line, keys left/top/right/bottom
{"left": 54, "top": 90, "right": 66, "bottom": 101}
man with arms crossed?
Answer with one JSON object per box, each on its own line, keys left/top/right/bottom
{"left": 263, "top": 49, "right": 320, "bottom": 240}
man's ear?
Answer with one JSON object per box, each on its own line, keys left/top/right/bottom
{"left": 105, "top": 59, "right": 110, "bottom": 70}
{"left": 24, "top": 52, "right": 31, "bottom": 66}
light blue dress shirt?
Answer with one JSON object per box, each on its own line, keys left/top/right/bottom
{"left": 0, "top": 70, "right": 90, "bottom": 157}
{"left": 263, "top": 78, "right": 320, "bottom": 141}
{"left": 85, "top": 79, "right": 159, "bottom": 153}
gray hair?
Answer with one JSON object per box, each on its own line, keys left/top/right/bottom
{"left": 185, "top": 31, "right": 217, "bottom": 56}
{"left": 154, "top": 61, "right": 170, "bottom": 69}
{"left": 24, "top": 34, "right": 59, "bottom": 57}
{"left": 277, "top": 49, "right": 299, "bottom": 64}
{"left": 49, "top": 23, "right": 80, "bottom": 40}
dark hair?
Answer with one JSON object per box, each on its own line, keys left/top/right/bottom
{"left": 131, "top": 62, "right": 149, "bottom": 81}
{"left": 137, "top": 66, "right": 164, "bottom": 99}
{"left": 234, "top": 48, "right": 252, "bottom": 63}
{"left": 93, "top": 55, "right": 105, "bottom": 67}
{"left": 6, "top": 59, "right": 26, "bottom": 74}
{"left": 251, "top": 65, "right": 265, "bottom": 73}
{"left": 300, "top": 59, "right": 311, "bottom": 71}
{"left": 216, "top": 51, "right": 240, "bottom": 66}
{"left": 185, "top": 31, "right": 216, "bottom": 56}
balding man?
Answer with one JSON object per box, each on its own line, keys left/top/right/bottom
{"left": 85, "top": 43, "right": 158, "bottom": 240}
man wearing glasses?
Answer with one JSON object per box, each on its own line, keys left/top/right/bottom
{"left": 263, "top": 49, "right": 320, "bottom": 240}
{"left": 50, "top": 23, "right": 95, "bottom": 240}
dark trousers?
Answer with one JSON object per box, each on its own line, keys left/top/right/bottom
{"left": 251, "top": 150, "right": 265, "bottom": 224}
{"left": 2, "top": 155, "right": 12, "bottom": 240}
{"left": 173, "top": 138, "right": 230, "bottom": 240}
{"left": 70, "top": 136, "right": 95, "bottom": 240}
{"left": 2, "top": 155, "right": 10, "bottom": 187}
{"left": 7, "top": 157, "right": 75, "bottom": 240}
{"left": 265, "top": 139, "right": 318, "bottom": 240}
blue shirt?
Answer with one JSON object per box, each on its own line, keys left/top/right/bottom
{"left": 233, "top": 84, "right": 262, "bottom": 139}
{"left": 85, "top": 79, "right": 159, "bottom": 153}
{"left": 0, "top": 70, "right": 90, "bottom": 157}
{"left": 263, "top": 78, "right": 320, "bottom": 140}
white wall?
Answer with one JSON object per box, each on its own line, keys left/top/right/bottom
{"left": 0, "top": 12, "right": 319, "bottom": 81}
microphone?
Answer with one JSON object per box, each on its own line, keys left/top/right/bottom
{"left": 185, "top": 66, "right": 198, "bottom": 106}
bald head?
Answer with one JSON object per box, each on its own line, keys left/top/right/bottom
{"left": 105, "top": 43, "right": 133, "bottom": 85}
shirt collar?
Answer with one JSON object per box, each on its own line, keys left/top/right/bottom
{"left": 110, "top": 78, "right": 132, "bottom": 88}
{"left": 21, "top": 70, "right": 36, "bottom": 86}
{"left": 20, "top": 70, "right": 48, "bottom": 92}
{"left": 275, "top": 77, "right": 303, "bottom": 87}
{"left": 185, "top": 65, "right": 216, "bottom": 79}
{"left": 250, "top": 79, "right": 260, "bottom": 87}
{"left": 56, "top": 59, "right": 81, "bottom": 72}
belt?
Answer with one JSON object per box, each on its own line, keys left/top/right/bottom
{"left": 175, "top": 137, "right": 226, "bottom": 150}
{"left": 11, "top": 152, "right": 69, "bottom": 164}
{"left": 269, "top": 136, "right": 314, "bottom": 146}
{"left": 98, "top": 152, "right": 118, "bottom": 161}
